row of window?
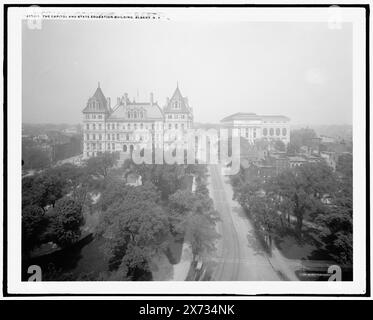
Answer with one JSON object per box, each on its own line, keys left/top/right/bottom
{"left": 244, "top": 128, "right": 257, "bottom": 139}
{"left": 85, "top": 122, "right": 191, "bottom": 131}
{"left": 85, "top": 133, "right": 164, "bottom": 142}
{"left": 262, "top": 128, "right": 287, "bottom": 137}
{"left": 85, "top": 114, "right": 103, "bottom": 120}
{"left": 127, "top": 110, "right": 145, "bottom": 119}
{"left": 86, "top": 143, "right": 116, "bottom": 151}
{"left": 86, "top": 123, "right": 156, "bottom": 131}
{"left": 85, "top": 144, "right": 163, "bottom": 156}
{"left": 167, "top": 114, "right": 186, "bottom": 119}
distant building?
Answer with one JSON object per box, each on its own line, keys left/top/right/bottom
{"left": 320, "top": 135, "right": 336, "bottom": 144}
{"left": 220, "top": 112, "right": 290, "bottom": 144}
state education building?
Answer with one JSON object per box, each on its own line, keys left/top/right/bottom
{"left": 82, "top": 84, "right": 290, "bottom": 159}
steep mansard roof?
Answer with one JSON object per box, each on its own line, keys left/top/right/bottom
{"left": 82, "top": 85, "right": 110, "bottom": 113}
{"left": 163, "top": 86, "right": 192, "bottom": 114}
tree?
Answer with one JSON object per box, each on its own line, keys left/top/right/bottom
{"left": 47, "top": 197, "right": 85, "bottom": 247}
{"left": 122, "top": 159, "right": 187, "bottom": 200}
{"left": 85, "top": 152, "right": 117, "bottom": 178}
{"left": 316, "top": 198, "right": 352, "bottom": 265}
{"left": 337, "top": 153, "right": 352, "bottom": 186}
{"left": 22, "top": 147, "right": 50, "bottom": 169}
{"left": 247, "top": 197, "right": 282, "bottom": 248}
{"left": 168, "top": 190, "right": 219, "bottom": 259}
{"left": 22, "top": 176, "right": 45, "bottom": 208}
{"left": 99, "top": 182, "right": 169, "bottom": 279}
{"left": 289, "top": 128, "right": 317, "bottom": 153}
{"left": 22, "top": 205, "right": 49, "bottom": 254}
{"left": 22, "top": 173, "right": 65, "bottom": 210}
{"left": 273, "top": 140, "right": 286, "bottom": 152}
{"left": 35, "top": 173, "right": 65, "bottom": 209}
{"left": 266, "top": 162, "right": 337, "bottom": 235}
{"left": 254, "top": 138, "right": 270, "bottom": 150}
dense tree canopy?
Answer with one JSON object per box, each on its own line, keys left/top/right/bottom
{"left": 85, "top": 152, "right": 118, "bottom": 178}
{"left": 99, "top": 181, "right": 169, "bottom": 278}
{"left": 168, "top": 189, "right": 219, "bottom": 258}
{"left": 22, "top": 205, "right": 49, "bottom": 254}
{"left": 22, "top": 146, "right": 51, "bottom": 169}
{"left": 46, "top": 197, "right": 85, "bottom": 247}
{"left": 266, "top": 162, "right": 337, "bottom": 234}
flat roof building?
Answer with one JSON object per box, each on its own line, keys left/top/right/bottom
{"left": 220, "top": 112, "right": 290, "bottom": 144}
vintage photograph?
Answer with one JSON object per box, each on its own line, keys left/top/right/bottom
{"left": 10, "top": 5, "right": 366, "bottom": 293}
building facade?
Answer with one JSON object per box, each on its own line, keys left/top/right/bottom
{"left": 220, "top": 112, "right": 290, "bottom": 144}
{"left": 82, "top": 84, "right": 193, "bottom": 159}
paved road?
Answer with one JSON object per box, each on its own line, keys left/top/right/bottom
{"left": 208, "top": 164, "right": 281, "bottom": 281}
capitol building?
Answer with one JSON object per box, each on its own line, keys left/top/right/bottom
{"left": 82, "top": 84, "right": 290, "bottom": 159}
{"left": 82, "top": 83, "right": 193, "bottom": 159}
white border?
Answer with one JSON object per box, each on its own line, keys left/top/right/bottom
{"left": 6, "top": 6, "right": 367, "bottom": 295}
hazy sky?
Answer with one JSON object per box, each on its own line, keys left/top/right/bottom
{"left": 22, "top": 19, "right": 352, "bottom": 125}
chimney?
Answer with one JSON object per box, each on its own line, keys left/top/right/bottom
{"left": 124, "top": 93, "right": 128, "bottom": 106}
{"left": 150, "top": 92, "right": 154, "bottom": 105}
{"left": 106, "top": 97, "right": 111, "bottom": 109}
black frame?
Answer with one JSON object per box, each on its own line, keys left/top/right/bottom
{"left": 3, "top": 3, "right": 370, "bottom": 298}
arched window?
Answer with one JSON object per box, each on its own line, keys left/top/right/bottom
{"left": 134, "top": 112, "right": 137, "bottom": 119}
{"left": 270, "top": 128, "right": 274, "bottom": 136}
{"left": 282, "top": 128, "right": 287, "bottom": 136}
{"left": 140, "top": 123, "right": 143, "bottom": 129}
{"left": 128, "top": 123, "right": 131, "bottom": 130}
{"left": 263, "top": 128, "right": 268, "bottom": 136}
{"left": 123, "top": 145, "right": 127, "bottom": 152}
{"left": 128, "top": 111, "right": 131, "bottom": 118}
{"left": 276, "top": 128, "right": 280, "bottom": 136}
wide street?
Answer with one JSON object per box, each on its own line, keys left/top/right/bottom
{"left": 208, "top": 164, "right": 281, "bottom": 281}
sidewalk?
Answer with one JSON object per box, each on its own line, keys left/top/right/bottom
{"left": 151, "top": 241, "right": 193, "bottom": 281}
{"left": 172, "top": 242, "right": 193, "bottom": 281}
{"left": 266, "top": 245, "right": 301, "bottom": 281}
